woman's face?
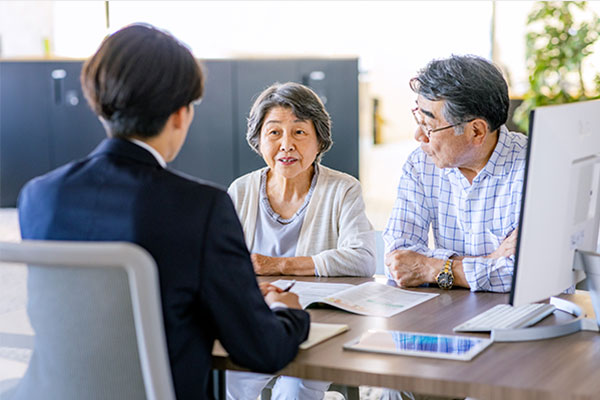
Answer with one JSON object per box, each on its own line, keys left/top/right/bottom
{"left": 259, "top": 106, "right": 320, "bottom": 181}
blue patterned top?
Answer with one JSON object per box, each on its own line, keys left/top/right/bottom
{"left": 383, "top": 126, "right": 527, "bottom": 292}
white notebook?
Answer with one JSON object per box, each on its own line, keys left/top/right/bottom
{"left": 300, "top": 322, "right": 349, "bottom": 350}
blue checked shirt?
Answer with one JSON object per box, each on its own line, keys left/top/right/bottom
{"left": 383, "top": 126, "right": 528, "bottom": 292}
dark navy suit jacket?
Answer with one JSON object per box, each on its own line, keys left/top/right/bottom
{"left": 18, "top": 138, "right": 310, "bottom": 399}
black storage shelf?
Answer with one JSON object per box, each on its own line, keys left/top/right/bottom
{"left": 0, "top": 59, "right": 359, "bottom": 206}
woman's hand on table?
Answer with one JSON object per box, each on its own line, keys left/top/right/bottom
{"left": 251, "top": 253, "right": 316, "bottom": 276}
{"left": 251, "top": 253, "right": 283, "bottom": 275}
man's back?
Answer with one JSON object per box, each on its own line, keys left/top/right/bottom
{"left": 18, "top": 138, "right": 310, "bottom": 399}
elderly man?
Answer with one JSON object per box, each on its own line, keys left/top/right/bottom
{"left": 384, "top": 54, "right": 526, "bottom": 293}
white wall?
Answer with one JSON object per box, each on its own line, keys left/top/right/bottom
{"left": 106, "top": 1, "right": 492, "bottom": 144}
{"left": 0, "top": 1, "right": 54, "bottom": 57}
{"left": 5, "top": 1, "right": 599, "bottom": 228}
{"left": 0, "top": 1, "right": 496, "bottom": 228}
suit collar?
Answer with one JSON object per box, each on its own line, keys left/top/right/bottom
{"left": 128, "top": 138, "right": 167, "bottom": 168}
{"left": 90, "top": 138, "right": 162, "bottom": 168}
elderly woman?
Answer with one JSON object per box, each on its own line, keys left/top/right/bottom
{"left": 226, "top": 82, "right": 375, "bottom": 399}
{"left": 228, "top": 82, "right": 375, "bottom": 278}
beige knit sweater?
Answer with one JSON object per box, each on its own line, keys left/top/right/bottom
{"left": 227, "top": 164, "right": 376, "bottom": 277}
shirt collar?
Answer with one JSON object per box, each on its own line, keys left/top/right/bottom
{"left": 443, "top": 125, "right": 513, "bottom": 187}
{"left": 478, "top": 125, "right": 512, "bottom": 178}
{"left": 128, "top": 138, "right": 167, "bottom": 168}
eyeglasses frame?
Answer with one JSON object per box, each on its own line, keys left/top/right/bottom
{"left": 411, "top": 107, "right": 475, "bottom": 138}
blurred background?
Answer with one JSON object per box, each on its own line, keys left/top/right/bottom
{"left": 1, "top": 0, "right": 600, "bottom": 230}
{"left": 1, "top": 1, "right": 600, "bottom": 392}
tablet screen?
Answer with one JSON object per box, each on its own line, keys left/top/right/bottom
{"left": 343, "top": 330, "right": 492, "bottom": 361}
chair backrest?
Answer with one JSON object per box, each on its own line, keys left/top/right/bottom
{"left": 0, "top": 240, "right": 175, "bottom": 400}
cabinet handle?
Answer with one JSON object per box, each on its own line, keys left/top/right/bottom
{"left": 51, "top": 69, "right": 66, "bottom": 105}
{"left": 302, "top": 71, "right": 327, "bottom": 104}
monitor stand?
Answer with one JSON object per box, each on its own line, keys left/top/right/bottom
{"left": 492, "top": 249, "right": 600, "bottom": 342}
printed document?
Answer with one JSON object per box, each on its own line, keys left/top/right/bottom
{"left": 272, "top": 280, "right": 438, "bottom": 318}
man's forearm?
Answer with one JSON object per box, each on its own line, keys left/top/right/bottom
{"left": 447, "top": 256, "right": 470, "bottom": 289}
{"left": 460, "top": 256, "right": 514, "bottom": 292}
{"left": 421, "top": 255, "right": 470, "bottom": 289}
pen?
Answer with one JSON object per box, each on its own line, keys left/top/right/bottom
{"left": 282, "top": 280, "right": 296, "bottom": 292}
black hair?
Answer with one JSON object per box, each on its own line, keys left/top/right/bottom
{"left": 81, "top": 23, "right": 204, "bottom": 138}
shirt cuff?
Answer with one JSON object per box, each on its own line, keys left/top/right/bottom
{"left": 312, "top": 254, "right": 325, "bottom": 277}
{"left": 269, "top": 302, "right": 288, "bottom": 310}
{"left": 460, "top": 257, "right": 482, "bottom": 291}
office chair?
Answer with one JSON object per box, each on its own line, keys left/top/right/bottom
{"left": 0, "top": 240, "right": 175, "bottom": 400}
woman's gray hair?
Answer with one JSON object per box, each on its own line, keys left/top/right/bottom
{"left": 246, "top": 82, "right": 332, "bottom": 162}
{"left": 410, "top": 54, "right": 509, "bottom": 134}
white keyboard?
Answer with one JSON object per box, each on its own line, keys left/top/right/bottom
{"left": 453, "top": 303, "right": 556, "bottom": 332}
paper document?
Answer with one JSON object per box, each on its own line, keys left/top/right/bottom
{"left": 272, "top": 280, "right": 354, "bottom": 308}
{"left": 300, "top": 322, "right": 349, "bottom": 349}
{"left": 272, "top": 280, "right": 438, "bottom": 318}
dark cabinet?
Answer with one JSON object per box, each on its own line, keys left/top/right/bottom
{"left": 0, "top": 58, "right": 358, "bottom": 206}
{"left": 234, "top": 59, "right": 298, "bottom": 177}
{"left": 233, "top": 59, "right": 359, "bottom": 179}
{"left": 48, "top": 62, "right": 106, "bottom": 167}
{"left": 171, "top": 60, "right": 236, "bottom": 186}
{"left": 297, "top": 59, "right": 359, "bottom": 179}
{"left": 0, "top": 61, "right": 105, "bottom": 207}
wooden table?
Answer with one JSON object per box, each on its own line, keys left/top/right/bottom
{"left": 213, "top": 276, "right": 600, "bottom": 400}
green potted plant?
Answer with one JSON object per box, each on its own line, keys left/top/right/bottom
{"left": 513, "top": 1, "right": 600, "bottom": 133}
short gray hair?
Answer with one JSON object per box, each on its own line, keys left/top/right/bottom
{"left": 410, "top": 55, "right": 509, "bottom": 134}
{"left": 246, "top": 82, "right": 332, "bottom": 162}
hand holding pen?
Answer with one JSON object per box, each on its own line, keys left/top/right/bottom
{"left": 281, "top": 280, "right": 296, "bottom": 292}
{"left": 259, "top": 280, "right": 296, "bottom": 296}
{"left": 260, "top": 280, "right": 302, "bottom": 310}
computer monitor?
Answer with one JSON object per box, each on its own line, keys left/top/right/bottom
{"left": 511, "top": 99, "right": 600, "bottom": 307}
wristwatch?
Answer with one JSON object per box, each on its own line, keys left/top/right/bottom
{"left": 436, "top": 259, "right": 454, "bottom": 289}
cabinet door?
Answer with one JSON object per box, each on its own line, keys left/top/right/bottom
{"left": 298, "top": 59, "right": 359, "bottom": 179}
{"left": 171, "top": 60, "right": 235, "bottom": 186}
{"left": 0, "top": 62, "right": 53, "bottom": 207}
{"left": 234, "top": 60, "right": 298, "bottom": 178}
{"left": 234, "top": 59, "right": 359, "bottom": 179}
{"left": 49, "top": 61, "right": 106, "bottom": 168}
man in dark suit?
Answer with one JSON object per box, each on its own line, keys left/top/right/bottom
{"left": 18, "top": 24, "right": 310, "bottom": 400}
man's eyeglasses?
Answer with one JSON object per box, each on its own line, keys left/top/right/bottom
{"left": 411, "top": 107, "right": 473, "bottom": 138}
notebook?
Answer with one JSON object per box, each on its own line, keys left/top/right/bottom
{"left": 300, "top": 322, "right": 349, "bottom": 349}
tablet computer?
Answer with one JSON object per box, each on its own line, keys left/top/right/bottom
{"left": 343, "top": 329, "right": 492, "bottom": 361}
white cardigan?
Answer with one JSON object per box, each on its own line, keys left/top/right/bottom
{"left": 227, "top": 165, "right": 376, "bottom": 277}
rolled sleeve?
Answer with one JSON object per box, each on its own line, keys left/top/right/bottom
{"left": 462, "top": 255, "right": 514, "bottom": 292}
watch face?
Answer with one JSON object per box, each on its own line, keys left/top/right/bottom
{"left": 437, "top": 272, "right": 454, "bottom": 289}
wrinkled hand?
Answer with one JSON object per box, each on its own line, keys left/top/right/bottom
{"left": 259, "top": 282, "right": 283, "bottom": 296}
{"left": 251, "top": 254, "right": 282, "bottom": 275}
{"left": 488, "top": 229, "right": 518, "bottom": 259}
{"left": 265, "top": 291, "right": 303, "bottom": 310}
{"left": 384, "top": 249, "right": 435, "bottom": 287}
